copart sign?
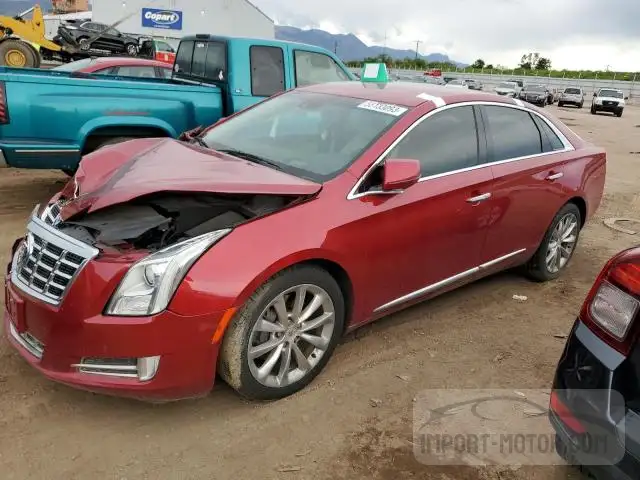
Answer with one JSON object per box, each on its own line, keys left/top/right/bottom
{"left": 142, "top": 8, "right": 183, "bottom": 30}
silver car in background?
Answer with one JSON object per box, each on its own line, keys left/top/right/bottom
{"left": 558, "top": 87, "right": 585, "bottom": 108}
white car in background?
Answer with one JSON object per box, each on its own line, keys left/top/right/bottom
{"left": 494, "top": 81, "right": 519, "bottom": 97}
{"left": 591, "top": 87, "right": 626, "bottom": 117}
{"left": 445, "top": 79, "right": 469, "bottom": 89}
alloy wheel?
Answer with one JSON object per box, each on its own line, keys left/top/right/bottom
{"left": 247, "top": 284, "right": 336, "bottom": 388}
{"left": 545, "top": 213, "right": 579, "bottom": 273}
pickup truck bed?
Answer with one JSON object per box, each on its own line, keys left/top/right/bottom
{"left": 0, "top": 67, "right": 222, "bottom": 170}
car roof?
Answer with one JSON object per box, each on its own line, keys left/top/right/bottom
{"left": 298, "top": 81, "right": 523, "bottom": 108}
{"left": 85, "top": 57, "right": 170, "bottom": 68}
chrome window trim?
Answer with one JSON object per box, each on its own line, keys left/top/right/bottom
{"left": 347, "top": 100, "right": 575, "bottom": 200}
{"left": 373, "top": 248, "right": 526, "bottom": 313}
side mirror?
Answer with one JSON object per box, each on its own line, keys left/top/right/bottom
{"left": 625, "top": 96, "right": 629, "bottom": 101}
{"left": 593, "top": 92, "right": 597, "bottom": 97}
{"left": 382, "top": 158, "right": 421, "bottom": 191}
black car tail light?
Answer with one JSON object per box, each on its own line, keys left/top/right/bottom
{"left": 0, "top": 81, "right": 9, "bottom": 125}
{"left": 581, "top": 248, "right": 640, "bottom": 354}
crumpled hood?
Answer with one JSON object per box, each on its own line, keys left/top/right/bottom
{"left": 62, "top": 138, "right": 321, "bottom": 218}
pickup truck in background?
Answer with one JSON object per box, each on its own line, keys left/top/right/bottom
{"left": 0, "top": 34, "right": 355, "bottom": 173}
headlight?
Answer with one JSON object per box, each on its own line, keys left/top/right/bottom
{"left": 106, "top": 229, "right": 231, "bottom": 316}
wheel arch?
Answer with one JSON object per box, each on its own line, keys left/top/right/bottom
{"left": 80, "top": 121, "right": 175, "bottom": 154}
{"left": 228, "top": 252, "right": 356, "bottom": 335}
{"left": 566, "top": 196, "right": 587, "bottom": 228}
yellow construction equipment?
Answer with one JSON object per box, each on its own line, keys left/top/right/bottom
{"left": 0, "top": 5, "right": 64, "bottom": 68}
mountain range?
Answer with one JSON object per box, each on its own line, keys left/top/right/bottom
{"left": 274, "top": 26, "right": 460, "bottom": 64}
{"left": 0, "top": 1, "right": 461, "bottom": 64}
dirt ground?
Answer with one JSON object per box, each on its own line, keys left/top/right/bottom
{"left": 0, "top": 105, "right": 639, "bottom": 480}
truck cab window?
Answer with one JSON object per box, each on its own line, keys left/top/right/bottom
{"left": 294, "top": 50, "right": 350, "bottom": 87}
{"left": 174, "top": 40, "right": 226, "bottom": 81}
{"left": 250, "top": 45, "right": 285, "bottom": 97}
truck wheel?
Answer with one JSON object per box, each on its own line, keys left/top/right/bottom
{"left": 0, "top": 40, "right": 38, "bottom": 68}
{"left": 63, "top": 137, "right": 138, "bottom": 175}
{"left": 96, "top": 136, "right": 137, "bottom": 150}
{"left": 525, "top": 203, "right": 582, "bottom": 282}
{"left": 616, "top": 109, "right": 623, "bottom": 118}
{"left": 218, "top": 265, "right": 345, "bottom": 400}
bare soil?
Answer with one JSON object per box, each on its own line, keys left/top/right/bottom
{"left": 1, "top": 105, "right": 639, "bottom": 479}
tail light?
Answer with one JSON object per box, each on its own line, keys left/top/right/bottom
{"left": 581, "top": 248, "right": 640, "bottom": 354}
{"left": 0, "top": 81, "right": 9, "bottom": 125}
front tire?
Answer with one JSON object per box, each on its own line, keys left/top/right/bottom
{"left": 590, "top": 105, "right": 597, "bottom": 115}
{"left": 218, "top": 265, "right": 345, "bottom": 400}
{"left": 558, "top": 101, "right": 564, "bottom": 107}
{"left": 525, "top": 203, "right": 582, "bottom": 282}
{"left": 616, "top": 109, "right": 623, "bottom": 118}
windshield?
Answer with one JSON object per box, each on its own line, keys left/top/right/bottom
{"left": 201, "top": 91, "right": 405, "bottom": 182}
{"left": 564, "top": 88, "right": 581, "bottom": 94}
{"left": 599, "top": 89, "right": 623, "bottom": 98}
{"left": 52, "top": 58, "right": 97, "bottom": 72}
{"left": 524, "top": 85, "right": 545, "bottom": 92}
{"left": 498, "top": 82, "right": 516, "bottom": 89}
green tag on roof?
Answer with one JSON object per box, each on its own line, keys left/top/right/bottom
{"left": 360, "top": 63, "right": 389, "bottom": 83}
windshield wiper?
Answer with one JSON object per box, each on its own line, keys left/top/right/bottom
{"left": 190, "top": 136, "right": 209, "bottom": 148}
{"left": 217, "top": 149, "right": 283, "bottom": 171}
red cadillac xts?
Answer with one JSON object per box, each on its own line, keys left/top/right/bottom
{"left": 4, "top": 82, "right": 606, "bottom": 401}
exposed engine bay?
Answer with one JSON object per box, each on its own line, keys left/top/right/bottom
{"left": 57, "top": 192, "right": 301, "bottom": 251}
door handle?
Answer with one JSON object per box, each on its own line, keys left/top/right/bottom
{"left": 545, "top": 172, "right": 564, "bottom": 181}
{"left": 466, "top": 193, "right": 492, "bottom": 203}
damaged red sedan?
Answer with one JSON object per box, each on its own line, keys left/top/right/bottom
{"left": 4, "top": 82, "right": 606, "bottom": 401}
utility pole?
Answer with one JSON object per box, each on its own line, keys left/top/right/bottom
{"left": 414, "top": 40, "right": 421, "bottom": 61}
{"left": 382, "top": 30, "right": 387, "bottom": 57}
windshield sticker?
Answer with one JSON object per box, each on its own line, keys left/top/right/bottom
{"left": 416, "top": 93, "right": 446, "bottom": 107}
{"left": 357, "top": 100, "right": 408, "bottom": 116}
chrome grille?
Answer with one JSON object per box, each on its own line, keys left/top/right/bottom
{"left": 40, "top": 202, "right": 62, "bottom": 226}
{"left": 11, "top": 207, "right": 99, "bottom": 305}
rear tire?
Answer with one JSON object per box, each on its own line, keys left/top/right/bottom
{"left": 525, "top": 203, "right": 582, "bottom": 282}
{"left": 218, "top": 265, "right": 345, "bottom": 400}
{"left": 0, "top": 39, "right": 38, "bottom": 68}
{"left": 94, "top": 136, "right": 137, "bottom": 150}
{"left": 66, "top": 136, "right": 138, "bottom": 176}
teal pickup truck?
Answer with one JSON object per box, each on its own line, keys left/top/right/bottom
{"left": 0, "top": 34, "right": 354, "bottom": 173}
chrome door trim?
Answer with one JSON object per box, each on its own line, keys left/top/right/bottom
{"left": 14, "top": 149, "right": 80, "bottom": 154}
{"left": 347, "top": 100, "right": 575, "bottom": 200}
{"left": 373, "top": 248, "right": 527, "bottom": 313}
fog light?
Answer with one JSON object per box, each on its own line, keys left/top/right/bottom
{"left": 72, "top": 356, "right": 161, "bottom": 381}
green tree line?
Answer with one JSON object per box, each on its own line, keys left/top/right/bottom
{"left": 345, "top": 54, "right": 639, "bottom": 81}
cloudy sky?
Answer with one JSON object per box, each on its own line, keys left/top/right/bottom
{"left": 253, "top": 0, "right": 640, "bottom": 71}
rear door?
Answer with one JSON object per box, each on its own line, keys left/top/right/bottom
{"left": 477, "top": 103, "right": 574, "bottom": 264}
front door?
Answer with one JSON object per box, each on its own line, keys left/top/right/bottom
{"left": 348, "top": 105, "right": 496, "bottom": 316}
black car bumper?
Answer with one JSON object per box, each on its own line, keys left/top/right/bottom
{"left": 550, "top": 319, "right": 640, "bottom": 480}
{"left": 522, "top": 97, "right": 546, "bottom": 105}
